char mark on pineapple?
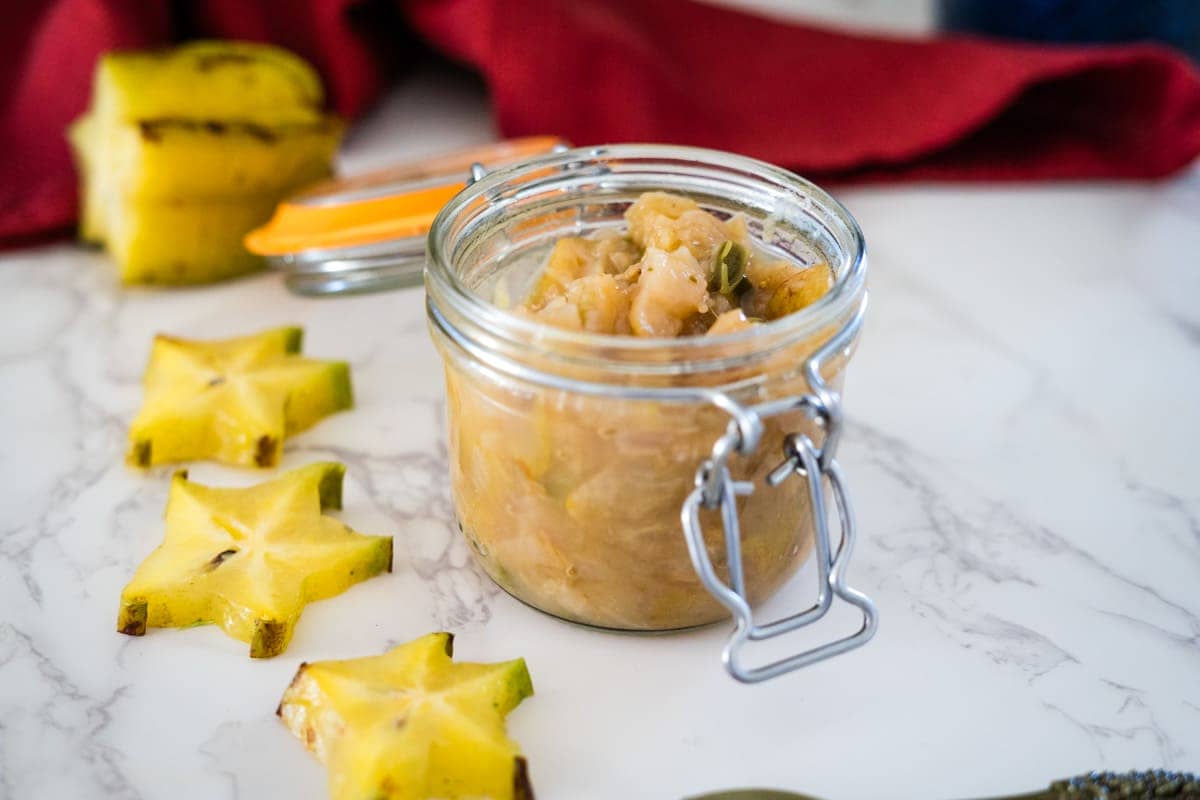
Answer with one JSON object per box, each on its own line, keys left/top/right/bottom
{"left": 194, "top": 52, "right": 257, "bottom": 71}
{"left": 242, "top": 123, "right": 278, "bottom": 143}
{"left": 136, "top": 118, "right": 279, "bottom": 144}
{"left": 137, "top": 120, "right": 164, "bottom": 143}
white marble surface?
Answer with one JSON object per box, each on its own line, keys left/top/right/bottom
{"left": 2, "top": 61, "right": 1200, "bottom": 800}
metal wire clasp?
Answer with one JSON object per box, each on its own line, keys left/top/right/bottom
{"left": 681, "top": 307, "right": 878, "bottom": 683}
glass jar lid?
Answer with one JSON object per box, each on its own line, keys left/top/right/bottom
{"left": 244, "top": 136, "right": 569, "bottom": 296}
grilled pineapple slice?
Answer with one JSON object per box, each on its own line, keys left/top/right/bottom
{"left": 118, "top": 462, "right": 393, "bottom": 657}
{"left": 128, "top": 326, "right": 352, "bottom": 468}
{"left": 105, "top": 117, "right": 342, "bottom": 200}
{"left": 278, "top": 633, "right": 534, "bottom": 800}
{"left": 67, "top": 41, "right": 342, "bottom": 284}
{"left": 89, "top": 40, "right": 326, "bottom": 126}
{"left": 105, "top": 196, "right": 278, "bottom": 284}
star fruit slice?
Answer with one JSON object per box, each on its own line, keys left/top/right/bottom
{"left": 118, "top": 462, "right": 392, "bottom": 657}
{"left": 127, "top": 326, "right": 352, "bottom": 468}
{"left": 278, "top": 632, "right": 534, "bottom": 800}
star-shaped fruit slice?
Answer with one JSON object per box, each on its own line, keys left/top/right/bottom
{"left": 127, "top": 326, "right": 352, "bottom": 468}
{"left": 278, "top": 632, "right": 534, "bottom": 800}
{"left": 118, "top": 462, "right": 392, "bottom": 657}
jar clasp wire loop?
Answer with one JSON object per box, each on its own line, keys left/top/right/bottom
{"left": 681, "top": 305, "right": 878, "bottom": 683}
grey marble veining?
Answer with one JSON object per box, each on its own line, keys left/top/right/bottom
{"left": 1, "top": 69, "right": 1198, "bottom": 799}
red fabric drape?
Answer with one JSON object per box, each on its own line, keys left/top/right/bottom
{"left": 4, "top": 0, "right": 1200, "bottom": 245}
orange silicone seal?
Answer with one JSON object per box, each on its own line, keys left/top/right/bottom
{"left": 245, "top": 136, "right": 568, "bottom": 257}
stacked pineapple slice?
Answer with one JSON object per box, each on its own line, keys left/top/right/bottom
{"left": 68, "top": 41, "right": 342, "bottom": 284}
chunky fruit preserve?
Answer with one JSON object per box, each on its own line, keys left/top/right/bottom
{"left": 506, "top": 191, "right": 833, "bottom": 337}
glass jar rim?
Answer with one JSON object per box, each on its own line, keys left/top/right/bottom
{"left": 425, "top": 144, "right": 867, "bottom": 367}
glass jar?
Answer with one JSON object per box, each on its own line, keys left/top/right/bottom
{"left": 426, "top": 145, "right": 877, "bottom": 681}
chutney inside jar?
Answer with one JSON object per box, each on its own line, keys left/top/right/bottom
{"left": 426, "top": 148, "right": 866, "bottom": 631}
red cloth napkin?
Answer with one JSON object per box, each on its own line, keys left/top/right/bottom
{"left": 5, "top": 0, "right": 1200, "bottom": 246}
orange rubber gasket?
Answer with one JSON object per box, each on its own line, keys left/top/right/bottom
{"left": 245, "top": 136, "right": 567, "bottom": 256}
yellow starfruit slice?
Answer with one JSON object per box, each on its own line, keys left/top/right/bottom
{"left": 127, "top": 326, "right": 352, "bottom": 468}
{"left": 118, "top": 462, "right": 392, "bottom": 657}
{"left": 278, "top": 632, "right": 534, "bottom": 800}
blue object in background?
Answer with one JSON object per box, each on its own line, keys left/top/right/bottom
{"left": 940, "top": 0, "right": 1200, "bottom": 61}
